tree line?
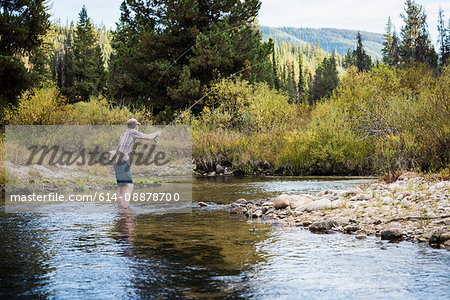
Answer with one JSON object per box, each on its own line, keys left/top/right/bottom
{"left": 1, "top": 0, "right": 449, "bottom": 120}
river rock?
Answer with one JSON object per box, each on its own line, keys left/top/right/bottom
{"left": 381, "top": 197, "right": 394, "bottom": 205}
{"left": 429, "top": 230, "right": 450, "bottom": 246}
{"left": 216, "top": 164, "right": 225, "bottom": 174}
{"left": 355, "top": 232, "right": 367, "bottom": 239}
{"left": 342, "top": 187, "right": 364, "bottom": 197}
{"left": 335, "top": 217, "right": 350, "bottom": 226}
{"left": 262, "top": 201, "right": 274, "bottom": 207}
{"left": 395, "top": 191, "right": 411, "bottom": 200}
{"left": 296, "top": 198, "right": 332, "bottom": 212}
{"left": 309, "top": 219, "right": 338, "bottom": 233}
{"left": 198, "top": 202, "right": 209, "bottom": 207}
{"left": 349, "top": 193, "right": 371, "bottom": 201}
{"left": 381, "top": 224, "right": 406, "bottom": 241}
{"left": 231, "top": 198, "right": 247, "bottom": 206}
{"left": 433, "top": 182, "right": 447, "bottom": 189}
{"left": 273, "top": 194, "right": 291, "bottom": 209}
{"left": 299, "top": 194, "right": 317, "bottom": 201}
{"left": 398, "top": 172, "right": 419, "bottom": 180}
{"left": 317, "top": 190, "right": 334, "bottom": 197}
{"left": 252, "top": 209, "right": 264, "bottom": 218}
{"left": 289, "top": 196, "right": 314, "bottom": 209}
{"left": 344, "top": 225, "right": 359, "bottom": 233}
{"left": 230, "top": 206, "right": 246, "bottom": 214}
{"left": 265, "top": 208, "right": 275, "bottom": 215}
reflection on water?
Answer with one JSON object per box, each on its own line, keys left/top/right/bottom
{"left": 0, "top": 176, "right": 449, "bottom": 298}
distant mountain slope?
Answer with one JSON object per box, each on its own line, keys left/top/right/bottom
{"left": 260, "top": 26, "right": 384, "bottom": 59}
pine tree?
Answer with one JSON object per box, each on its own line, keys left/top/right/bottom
{"left": 63, "top": 28, "right": 74, "bottom": 90}
{"left": 29, "top": 37, "right": 53, "bottom": 87}
{"left": 437, "top": 8, "right": 450, "bottom": 66}
{"left": 298, "top": 54, "right": 304, "bottom": 94}
{"left": 270, "top": 38, "right": 280, "bottom": 90}
{"left": 344, "top": 49, "right": 355, "bottom": 68}
{"left": 0, "top": 0, "right": 50, "bottom": 107}
{"left": 65, "top": 6, "right": 105, "bottom": 102}
{"left": 355, "top": 31, "right": 371, "bottom": 72}
{"left": 390, "top": 31, "right": 401, "bottom": 66}
{"left": 290, "top": 62, "right": 297, "bottom": 102}
{"left": 382, "top": 18, "right": 394, "bottom": 65}
{"left": 109, "top": 0, "right": 272, "bottom": 112}
{"left": 310, "top": 56, "right": 338, "bottom": 103}
{"left": 400, "top": 0, "right": 437, "bottom": 66}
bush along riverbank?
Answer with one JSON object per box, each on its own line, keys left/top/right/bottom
{"left": 229, "top": 172, "right": 450, "bottom": 249}
{"left": 192, "top": 64, "right": 450, "bottom": 176}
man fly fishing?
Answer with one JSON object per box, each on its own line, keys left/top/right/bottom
{"left": 114, "top": 119, "right": 161, "bottom": 208}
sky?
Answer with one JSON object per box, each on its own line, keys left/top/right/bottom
{"left": 50, "top": 0, "right": 450, "bottom": 44}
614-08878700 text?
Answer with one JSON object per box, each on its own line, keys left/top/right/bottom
{"left": 8, "top": 192, "right": 181, "bottom": 203}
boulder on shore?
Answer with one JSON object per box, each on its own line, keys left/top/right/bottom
{"left": 289, "top": 196, "right": 314, "bottom": 209}
{"left": 273, "top": 194, "right": 291, "bottom": 209}
{"left": 381, "top": 224, "right": 405, "bottom": 241}
{"left": 309, "top": 219, "right": 338, "bottom": 233}
{"left": 429, "top": 230, "right": 450, "bottom": 247}
{"left": 216, "top": 164, "right": 225, "bottom": 174}
{"left": 342, "top": 187, "right": 364, "bottom": 197}
{"left": 295, "top": 198, "right": 345, "bottom": 212}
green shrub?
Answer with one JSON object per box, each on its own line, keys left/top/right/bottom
{"left": 3, "top": 86, "right": 69, "bottom": 125}
{"left": 67, "top": 96, "right": 152, "bottom": 125}
{"left": 2, "top": 87, "right": 153, "bottom": 126}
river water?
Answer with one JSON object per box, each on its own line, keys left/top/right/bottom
{"left": 1, "top": 176, "right": 449, "bottom": 299}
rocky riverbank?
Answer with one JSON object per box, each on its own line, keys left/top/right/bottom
{"left": 229, "top": 172, "right": 450, "bottom": 249}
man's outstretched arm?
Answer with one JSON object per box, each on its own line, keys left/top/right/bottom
{"left": 138, "top": 130, "right": 162, "bottom": 141}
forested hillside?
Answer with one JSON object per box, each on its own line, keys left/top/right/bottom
{"left": 260, "top": 26, "right": 384, "bottom": 59}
